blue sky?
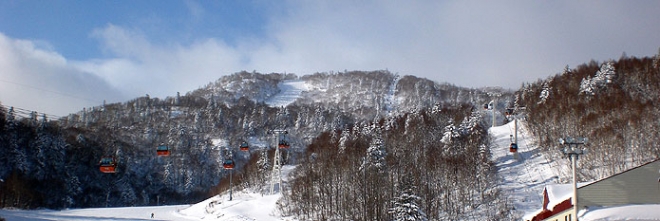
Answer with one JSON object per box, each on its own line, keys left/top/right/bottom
{"left": 0, "top": 1, "right": 271, "bottom": 59}
{"left": 1, "top": 0, "right": 659, "bottom": 116}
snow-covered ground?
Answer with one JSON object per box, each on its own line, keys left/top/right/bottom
{"left": 0, "top": 166, "right": 298, "bottom": 221}
{"left": 490, "top": 120, "right": 660, "bottom": 221}
{"left": 0, "top": 205, "right": 195, "bottom": 221}
{"left": 580, "top": 204, "right": 660, "bottom": 221}
{"left": 489, "top": 120, "right": 558, "bottom": 219}
{"left": 265, "top": 80, "right": 309, "bottom": 107}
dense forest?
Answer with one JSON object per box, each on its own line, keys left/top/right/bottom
{"left": 518, "top": 52, "right": 660, "bottom": 182}
{"left": 0, "top": 70, "right": 501, "bottom": 212}
{"left": 279, "top": 105, "right": 512, "bottom": 220}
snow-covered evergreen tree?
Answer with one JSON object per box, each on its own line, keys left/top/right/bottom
{"left": 580, "top": 61, "right": 616, "bottom": 95}
{"left": 440, "top": 123, "right": 459, "bottom": 145}
{"left": 361, "top": 135, "right": 387, "bottom": 172}
{"left": 389, "top": 175, "right": 428, "bottom": 221}
{"left": 538, "top": 81, "right": 551, "bottom": 104}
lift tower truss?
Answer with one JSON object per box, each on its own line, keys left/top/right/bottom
{"left": 268, "top": 129, "right": 288, "bottom": 194}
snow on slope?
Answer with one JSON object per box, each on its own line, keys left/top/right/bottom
{"left": 0, "top": 166, "right": 298, "bottom": 221}
{"left": 489, "top": 120, "right": 558, "bottom": 219}
{"left": 383, "top": 75, "right": 400, "bottom": 116}
{"left": 178, "top": 165, "right": 297, "bottom": 221}
{"left": 0, "top": 205, "right": 196, "bottom": 221}
{"left": 265, "top": 80, "right": 309, "bottom": 107}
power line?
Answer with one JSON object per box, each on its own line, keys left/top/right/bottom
{"left": 0, "top": 104, "right": 62, "bottom": 120}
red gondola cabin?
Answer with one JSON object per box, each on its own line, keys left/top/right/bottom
{"left": 509, "top": 143, "right": 518, "bottom": 153}
{"left": 278, "top": 140, "right": 290, "bottom": 149}
{"left": 156, "top": 145, "right": 170, "bottom": 156}
{"left": 239, "top": 142, "right": 249, "bottom": 152}
{"left": 223, "top": 159, "right": 235, "bottom": 169}
{"left": 99, "top": 157, "right": 117, "bottom": 173}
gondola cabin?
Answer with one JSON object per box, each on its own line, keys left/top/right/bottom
{"left": 223, "top": 159, "right": 235, "bottom": 169}
{"left": 99, "top": 157, "right": 117, "bottom": 173}
{"left": 239, "top": 142, "right": 249, "bottom": 152}
{"left": 505, "top": 108, "right": 514, "bottom": 116}
{"left": 509, "top": 143, "right": 518, "bottom": 153}
{"left": 278, "top": 140, "right": 290, "bottom": 149}
{"left": 156, "top": 145, "right": 170, "bottom": 156}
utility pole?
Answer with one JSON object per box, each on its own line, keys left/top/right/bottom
{"left": 492, "top": 99, "right": 496, "bottom": 128}
{"left": 513, "top": 110, "right": 519, "bottom": 160}
{"left": 224, "top": 147, "right": 234, "bottom": 201}
{"left": 268, "top": 129, "right": 288, "bottom": 195}
{"left": 559, "top": 137, "right": 588, "bottom": 221}
{"left": 488, "top": 93, "right": 501, "bottom": 128}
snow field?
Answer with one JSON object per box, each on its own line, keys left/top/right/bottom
{"left": 0, "top": 166, "right": 297, "bottom": 221}
{"left": 265, "top": 80, "right": 309, "bottom": 107}
{"left": 489, "top": 120, "right": 558, "bottom": 219}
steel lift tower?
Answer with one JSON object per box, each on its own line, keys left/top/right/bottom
{"left": 268, "top": 129, "right": 288, "bottom": 194}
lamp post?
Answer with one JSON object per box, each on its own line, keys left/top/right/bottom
{"left": 559, "top": 137, "right": 588, "bottom": 220}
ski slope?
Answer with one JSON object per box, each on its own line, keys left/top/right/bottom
{"left": 489, "top": 120, "right": 558, "bottom": 218}
{"left": 0, "top": 194, "right": 286, "bottom": 221}
{"left": 0, "top": 166, "right": 298, "bottom": 221}
{"left": 0, "top": 205, "right": 195, "bottom": 221}
{"left": 265, "top": 80, "right": 309, "bottom": 107}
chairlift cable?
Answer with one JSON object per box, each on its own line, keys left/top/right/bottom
{"left": 508, "top": 122, "right": 543, "bottom": 203}
{"left": 0, "top": 104, "right": 61, "bottom": 120}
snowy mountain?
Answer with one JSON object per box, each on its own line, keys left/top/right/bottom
{"left": 0, "top": 70, "right": 509, "bottom": 211}
{"left": 3, "top": 53, "right": 660, "bottom": 220}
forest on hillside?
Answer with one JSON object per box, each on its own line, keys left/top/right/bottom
{"left": 279, "top": 105, "right": 513, "bottom": 220}
{"left": 518, "top": 52, "right": 660, "bottom": 181}
{"left": 0, "top": 70, "right": 501, "bottom": 211}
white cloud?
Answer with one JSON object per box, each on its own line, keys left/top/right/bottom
{"left": 77, "top": 24, "right": 245, "bottom": 99}
{"left": 0, "top": 33, "right": 124, "bottom": 116}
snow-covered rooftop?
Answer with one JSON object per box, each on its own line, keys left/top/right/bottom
{"left": 580, "top": 204, "right": 660, "bottom": 221}
{"left": 545, "top": 182, "right": 593, "bottom": 210}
